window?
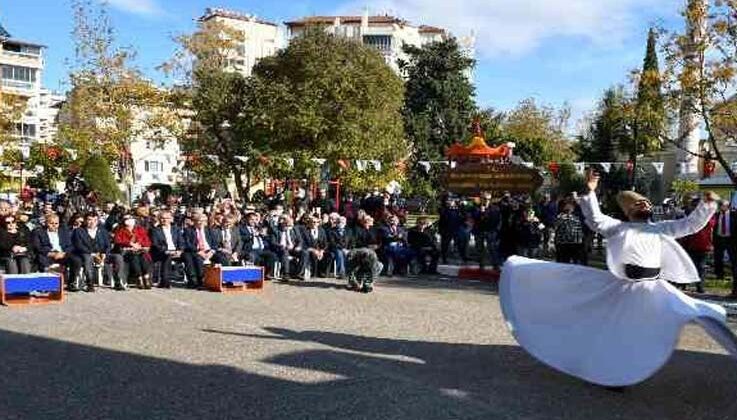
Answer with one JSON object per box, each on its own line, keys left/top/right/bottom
{"left": 362, "top": 35, "right": 392, "bottom": 52}
{"left": 1, "top": 65, "right": 37, "bottom": 82}
{"left": 14, "top": 123, "right": 36, "bottom": 138}
{"left": 2, "top": 43, "right": 40, "bottom": 56}
{"left": 145, "top": 161, "right": 162, "bottom": 173}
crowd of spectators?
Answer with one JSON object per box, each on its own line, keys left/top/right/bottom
{"left": 1, "top": 185, "right": 735, "bottom": 298}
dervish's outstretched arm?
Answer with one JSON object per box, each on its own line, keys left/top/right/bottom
{"left": 655, "top": 193, "right": 718, "bottom": 238}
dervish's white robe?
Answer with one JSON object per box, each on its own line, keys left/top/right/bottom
{"left": 500, "top": 192, "right": 737, "bottom": 386}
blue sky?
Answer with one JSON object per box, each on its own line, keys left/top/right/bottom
{"left": 1, "top": 0, "right": 685, "bottom": 126}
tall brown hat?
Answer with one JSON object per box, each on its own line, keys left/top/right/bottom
{"left": 616, "top": 190, "right": 649, "bottom": 213}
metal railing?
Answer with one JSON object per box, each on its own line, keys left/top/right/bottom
{"left": 1, "top": 79, "right": 34, "bottom": 91}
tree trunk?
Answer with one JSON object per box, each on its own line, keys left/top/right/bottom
{"left": 244, "top": 165, "right": 252, "bottom": 202}
{"left": 233, "top": 166, "right": 245, "bottom": 201}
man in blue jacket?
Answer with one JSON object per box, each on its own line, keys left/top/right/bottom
{"left": 31, "top": 213, "right": 82, "bottom": 280}
{"left": 72, "top": 212, "right": 126, "bottom": 292}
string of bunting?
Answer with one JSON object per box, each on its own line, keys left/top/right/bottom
{"left": 189, "top": 155, "right": 667, "bottom": 176}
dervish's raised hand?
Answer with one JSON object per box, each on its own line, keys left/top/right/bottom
{"left": 585, "top": 168, "right": 600, "bottom": 193}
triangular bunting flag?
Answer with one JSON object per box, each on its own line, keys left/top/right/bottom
{"left": 574, "top": 162, "right": 585, "bottom": 175}
{"left": 600, "top": 163, "right": 611, "bottom": 173}
{"left": 652, "top": 162, "right": 665, "bottom": 175}
{"left": 418, "top": 161, "right": 431, "bottom": 173}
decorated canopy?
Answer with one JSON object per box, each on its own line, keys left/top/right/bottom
{"left": 443, "top": 118, "right": 541, "bottom": 195}
{"left": 445, "top": 120, "right": 512, "bottom": 160}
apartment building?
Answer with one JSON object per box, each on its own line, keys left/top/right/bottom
{"left": 0, "top": 21, "right": 45, "bottom": 147}
{"left": 285, "top": 12, "right": 457, "bottom": 74}
{"left": 198, "top": 7, "right": 282, "bottom": 77}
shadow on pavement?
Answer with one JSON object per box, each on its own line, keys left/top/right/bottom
{"left": 2, "top": 327, "right": 736, "bottom": 419}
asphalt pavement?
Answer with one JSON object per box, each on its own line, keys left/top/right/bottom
{"left": 0, "top": 275, "right": 735, "bottom": 420}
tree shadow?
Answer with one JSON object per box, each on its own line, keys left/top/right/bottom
{"left": 275, "top": 279, "right": 348, "bottom": 290}
{"left": 277, "top": 275, "right": 498, "bottom": 294}
{"left": 1, "top": 327, "right": 735, "bottom": 419}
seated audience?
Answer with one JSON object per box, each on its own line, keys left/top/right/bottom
{"left": 113, "top": 213, "right": 152, "bottom": 289}
{"left": 270, "top": 215, "right": 302, "bottom": 279}
{"left": 149, "top": 210, "right": 185, "bottom": 288}
{"left": 30, "top": 213, "right": 82, "bottom": 278}
{"left": 408, "top": 217, "right": 439, "bottom": 274}
{"left": 72, "top": 212, "right": 126, "bottom": 292}
{"left": 0, "top": 214, "right": 33, "bottom": 274}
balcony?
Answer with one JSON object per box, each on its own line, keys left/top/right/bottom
{"left": 2, "top": 49, "right": 41, "bottom": 59}
{"left": 1, "top": 79, "right": 35, "bottom": 96}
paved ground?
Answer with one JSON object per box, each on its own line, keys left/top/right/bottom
{"left": 1, "top": 276, "right": 736, "bottom": 420}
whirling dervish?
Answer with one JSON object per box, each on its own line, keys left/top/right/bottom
{"left": 500, "top": 169, "right": 737, "bottom": 387}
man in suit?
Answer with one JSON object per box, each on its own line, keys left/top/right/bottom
{"left": 347, "top": 215, "right": 383, "bottom": 292}
{"left": 712, "top": 200, "right": 737, "bottom": 298}
{"left": 71, "top": 212, "right": 126, "bottom": 292}
{"left": 216, "top": 214, "right": 243, "bottom": 265}
{"left": 149, "top": 210, "right": 185, "bottom": 289}
{"left": 327, "top": 215, "right": 351, "bottom": 278}
{"left": 408, "top": 216, "right": 439, "bottom": 274}
{"left": 30, "top": 213, "right": 82, "bottom": 277}
{"left": 380, "top": 214, "right": 412, "bottom": 276}
{"left": 270, "top": 215, "right": 303, "bottom": 280}
{"left": 240, "top": 212, "right": 276, "bottom": 278}
{"left": 298, "top": 215, "right": 328, "bottom": 280}
{"left": 182, "top": 213, "right": 224, "bottom": 288}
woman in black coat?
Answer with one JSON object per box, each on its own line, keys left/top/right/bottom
{"left": 0, "top": 215, "right": 33, "bottom": 274}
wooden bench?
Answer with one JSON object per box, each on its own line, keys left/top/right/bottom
{"left": 204, "top": 265, "right": 264, "bottom": 293}
{"left": 0, "top": 273, "right": 64, "bottom": 306}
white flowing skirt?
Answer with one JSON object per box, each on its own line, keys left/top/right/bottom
{"left": 500, "top": 256, "right": 737, "bottom": 386}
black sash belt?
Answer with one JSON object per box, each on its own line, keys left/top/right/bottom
{"left": 624, "top": 264, "right": 660, "bottom": 280}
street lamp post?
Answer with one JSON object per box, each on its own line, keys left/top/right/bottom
{"left": 19, "top": 144, "right": 30, "bottom": 198}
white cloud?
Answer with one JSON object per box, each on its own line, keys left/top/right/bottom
{"left": 337, "top": 0, "right": 674, "bottom": 58}
{"left": 104, "top": 0, "right": 163, "bottom": 17}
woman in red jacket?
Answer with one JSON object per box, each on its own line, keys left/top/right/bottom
{"left": 679, "top": 198, "right": 716, "bottom": 293}
{"left": 113, "top": 213, "right": 152, "bottom": 289}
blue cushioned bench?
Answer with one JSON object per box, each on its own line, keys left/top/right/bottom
{"left": 0, "top": 273, "right": 64, "bottom": 306}
{"left": 204, "top": 265, "right": 264, "bottom": 293}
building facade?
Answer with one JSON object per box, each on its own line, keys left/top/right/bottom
{"left": 285, "top": 12, "right": 452, "bottom": 74}
{"left": 0, "top": 22, "right": 45, "bottom": 147}
{"left": 198, "top": 8, "right": 282, "bottom": 77}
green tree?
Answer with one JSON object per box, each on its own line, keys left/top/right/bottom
{"left": 401, "top": 37, "right": 476, "bottom": 162}
{"left": 251, "top": 28, "right": 408, "bottom": 191}
{"left": 82, "top": 154, "right": 121, "bottom": 202}
{"left": 0, "top": 88, "right": 26, "bottom": 147}
{"left": 59, "top": 0, "right": 180, "bottom": 198}
{"left": 163, "top": 17, "right": 255, "bottom": 198}
{"left": 632, "top": 28, "right": 666, "bottom": 156}
{"left": 577, "top": 87, "right": 630, "bottom": 162}
{"left": 502, "top": 98, "right": 573, "bottom": 165}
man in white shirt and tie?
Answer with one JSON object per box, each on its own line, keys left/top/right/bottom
{"left": 183, "top": 214, "right": 222, "bottom": 288}
{"left": 151, "top": 211, "right": 184, "bottom": 288}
